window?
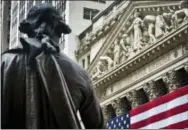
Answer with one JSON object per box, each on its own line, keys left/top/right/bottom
{"left": 12, "top": 4, "right": 18, "bottom": 28}
{"left": 87, "top": 55, "right": 90, "bottom": 66}
{"left": 55, "top": 1, "right": 65, "bottom": 13}
{"left": 91, "top": 0, "right": 106, "bottom": 4}
{"left": 83, "top": 7, "right": 100, "bottom": 20}
{"left": 19, "top": 1, "right": 25, "bottom": 22}
{"left": 27, "top": 1, "right": 34, "bottom": 12}
{"left": 82, "top": 59, "right": 85, "bottom": 68}
{"left": 45, "top": 0, "right": 52, "bottom": 5}
{"left": 35, "top": 1, "right": 42, "bottom": 5}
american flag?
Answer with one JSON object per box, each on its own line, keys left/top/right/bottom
{"left": 106, "top": 85, "right": 188, "bottom": 129}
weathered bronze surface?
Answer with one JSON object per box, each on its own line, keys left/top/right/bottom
{"left": 1, "top": 4, "right": 104, "bottom": 129}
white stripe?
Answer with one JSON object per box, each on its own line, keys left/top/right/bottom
{"left": 131, "top": 94, "right": 188, "bottom": 124}
{"left": 140, "top": 111, "right": 188, "bottom": 129}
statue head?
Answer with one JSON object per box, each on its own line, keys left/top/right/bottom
{"left": 134, "top": 12, "right": 142, "bottom": 18}
{"left": 180, "top": 0, "right": 188, "bottom": 9}
{"left": 19, "top": 4, "right": 71, "bottom": 42}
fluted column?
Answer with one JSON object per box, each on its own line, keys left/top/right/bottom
{"left": 125, "top": 90, "right": 147, "bottom": 108}
{"left": 162, "top": 70, "right": 181, "bottom": 92}
{"left": 111, "top": 98, "right": 128, "bottom": 116}
{"left": 143, "top": 80, "right": 166, "bottom": 101}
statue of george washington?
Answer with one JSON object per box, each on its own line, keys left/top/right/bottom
{"left": 1, "top": 4, "right": 104, "bottom": 129}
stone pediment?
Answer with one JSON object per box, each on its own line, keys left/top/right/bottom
{"left": 88, "top": 0, "right": 187, "bottom": 82}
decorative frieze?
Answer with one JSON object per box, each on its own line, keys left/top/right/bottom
{"left": 90, "top": 0, "right": 188, "bottom": 81}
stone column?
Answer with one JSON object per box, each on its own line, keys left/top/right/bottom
{"left": 125, "top": 90, "right": 147, "bottom": 108}
{"left": 102, "top": 105, "right": 114, "bottom": 122}
{"left": 162, "top": 70, "right": 181, "bottom": 92}
{"left": 111, "top": 98, "right": 128, "bottom": 116}
{"left": 143, "top": 80, "right": 166, "bottom": 101}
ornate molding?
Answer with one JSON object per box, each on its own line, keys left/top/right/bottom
{"left": 87, "top": 1, "right": 181, "bottom": 73}
{"left": 93, "top": 22, "right": 188, "bottom": 88}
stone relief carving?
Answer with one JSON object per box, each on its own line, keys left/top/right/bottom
{"left": 113, "top": 39, "right": 121, "bottom": 66}
{"left": 91, "top": 1, "right": 187, "bottom": 80}
{"left": 173, "top": 0, "right": 188, "bottom": 28}
{"left": 143, "top": 15, "right": 156, "bottom": 44}
{"left": 127, "top": 12, "right": 144, "bottom": 52}
{"left": 99, "top": 55, "right": 115, "bottom": 70}
{"left": 111, "top": 98, "right": 126, "bottom": 116}
{"left": 143, "top": 81, "right": 165, "bottom": 101}
{"left": 162, "top": 70, "right": 181, "bottom": 92}
{"left": 91, "top": 60, "right": 105, "bottom": 80}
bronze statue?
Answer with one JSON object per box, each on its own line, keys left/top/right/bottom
{"left": 1, "top": 4, "right": 104, "bottom": 129}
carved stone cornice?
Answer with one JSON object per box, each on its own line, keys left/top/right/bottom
{"left": 93, "top": 22, "right": 188, "bottom": 89}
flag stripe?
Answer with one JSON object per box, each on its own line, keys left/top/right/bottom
{"left": 131, "top": 94, "right": 188, "bottom": 124}
{"left": 131, "top": 103, "right": 188, "bottom": 128}
{"left": 140, "top": 111, "right": 188, "bottom": 129}
{"left": 162, "top": 120, "right": 188, "bottom": 129}
{"left": 131, "top": 86, "right": 188, "bottom": 116}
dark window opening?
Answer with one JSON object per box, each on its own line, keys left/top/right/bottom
{"left": 82, "top": 59, "right": 85, "bottom": 68}
{"left": 137, "top": 88, "right": 149, "bottom": 104}
{"left": 121, "top": 97, "right": 132, "bottom": 112}
{"left": 87, "top": 55, "right": 90, "bottom": 66}
{"left": 83, "top": 7, "right": 100, "bottom": 20}
{"left": 176, "top": 68, "right": 188, "bottom": 86}
{"left": 107, "top": 104, "right": 116, "bottom": 118}
{"left": 27, "top": 1, "right": 34, "bottom": 12}
{"left": 36, "top": 1, "right": 42, "bottom": 5}
{"left": 155, "top": 79, "right": 168, "bottom": 95}
{"left": 91, "top": 0, "right": 106, "bottom": 4}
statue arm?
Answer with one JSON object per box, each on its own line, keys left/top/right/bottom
{"left": 120, "top": 42, "right": 128, "bottom": 51}
{"left": 79, "top": 77, "right": 105, "bottom": 128}
{"left": 126, "top": 24, "right": 133, "bottom": 34}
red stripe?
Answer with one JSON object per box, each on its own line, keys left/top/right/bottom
{"left": 131, "top": 85, "right": 188, "bottom": 116}
{"left": 162, "top": 120, "right": 188, "bottom": 129}
{"left": 131, "top": 103, "right": 188, "bottom": 129}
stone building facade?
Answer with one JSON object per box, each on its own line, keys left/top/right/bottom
{"left": 75, "top": 0, "right": 188, "bottom": 123}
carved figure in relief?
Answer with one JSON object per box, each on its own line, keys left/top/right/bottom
{"left": 162, "top": 8, "right": 175, "bottom": 31}
{"left": 119, "top": 34, "right": 131, "bottom": 63}
{"left": 91, "top": 60, "right": 105, "bottom": 80}
{"left": 113, "top": 39, "right": 121, "bottom": 66}
{"left": 173, "top": 0, "right": 188, "bottom": 28}
{"left": 127, "top": 12, "right": 143, "bottom": 51}
{"left": 99, "top": 55, "right": 115, "bottom": 70}
{"left": 143, "top": 15, "right": 156, "bottom": 44}
{"left": 155, "top": 9, "right": 168, "bottom": 38}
